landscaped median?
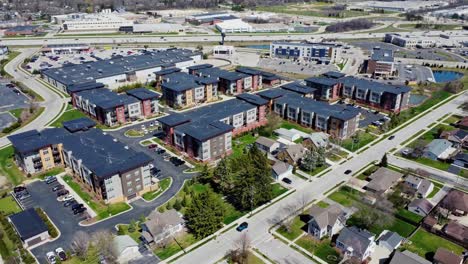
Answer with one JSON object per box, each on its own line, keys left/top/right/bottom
{"left": 62, "top": 175, "right": 131, "bottom": 221}
{"left": 142, "top": 177, "right": 172, "bottom": 201}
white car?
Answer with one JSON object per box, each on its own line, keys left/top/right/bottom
{"left": 55, "top": 247, "right": 67, "bottom": 261}
{"left": 46, "top": 252, "right": 56, "bottom": 264}
{"left": 62, "top": 195, "right": 74, "bottom": 202}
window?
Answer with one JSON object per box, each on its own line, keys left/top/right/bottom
{"left": 135, "top": 177, "right": 141, "bottom": 182}
{"left": 126, "top": 174, "right": 132, "bottom": 179}
{"left": 128, "top": 188, "right": 133, "bottom": 193}
{"left": 127, "top": 182, "right": 132, "bottom": 187}
{"left": 43, "top": 150, "right": 49, "bottom": 155}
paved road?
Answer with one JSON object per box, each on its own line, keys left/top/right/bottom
{"left": 172, "top": 92, "right": 467, "bottom": 264}
{"left": 31, "top": 121, "right": 197, "bottom": 263}
{"left": 0, "top": 49, "right": 67, "bottom": 148}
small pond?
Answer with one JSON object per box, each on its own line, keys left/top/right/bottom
{"left": 433, "top": 70, "right": 464, "bottom": 83}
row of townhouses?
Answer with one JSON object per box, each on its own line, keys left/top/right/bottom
{"left": 8, "top": 118, "right": 153, "bottom": 203}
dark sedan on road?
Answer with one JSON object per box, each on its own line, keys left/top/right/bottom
{"left": 236, "top": 222, "right": 248, "bottom": 232}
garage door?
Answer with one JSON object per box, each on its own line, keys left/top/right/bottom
{"left": 26, "top": 236, "right": 43, "bottom": 247}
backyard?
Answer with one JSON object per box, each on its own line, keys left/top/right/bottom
{"left": 63, "top": 175, "right": 131, "bottom": 220}
{"left": 295, "top": 236, "right": 342, "bottom": 264}
{"left": 403, "top": 229, "right": 465, "bottom": 261}
{"left": 340, "top": 132, "right": 376, "bottom": 152}
{"left": 231, "top": 133, "right": 257, "bottom": 159}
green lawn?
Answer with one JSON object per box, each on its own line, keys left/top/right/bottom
{"left": 36, "top": 167, "right": 65, "bottom": 179}
{"left": 280, "top": 121, "right": 313, "bottom": 134}
{"left": 396, "top": 208, "right": 424, "bottom": 224}
{"left": 125, "top": 129, "right": 144, "bottom": 137}
{"left": 153, "top": 232, "right": 199, "bottom": 260}
{"left": 328, "top": 186, "right": 363, "bottom": 207}
{"left": 50, "top": 109, "right": 88, "bottom": 127}
{"left": 271, "top": 183, "right": 288, "bottom": 198}
{"left": 142, "top": 178, "right": 172, "bottom": 201}
{"left": 302, "top": 164, "right": 330, "bottom": 177}
{"left": 341, "top": 132, "right": 377, "bottom": 152}
{"left": 427, "top": 186, "right": 441, "bottom": 199}
{"left": 231, "top": 134, "right": 257, "bottom": 159}
{"left": 317, "top": 201, "right": 329, "bottom": 208}
{"left": 347, "top": 213, "right": 416, "bottom": 237}
{"left": 403, "top": 229, "right": 465, "bottom": 260}
{"left": 411, "top": 157, "right": 451, "bottom": 171}
{"left": 117, "top": 224, "right": 141, "bottom": 243}
{"left": 295, "top": 237, "right": 342, "bottom": 264}
{"left": 443, "top": 115, "right": 462, "bottom": 124}
{"left": 0, "top": 196, "right": 21, "bottom": 215}
{"left": 63, "top": 175, "right": 131, "bottom": 220}
{"left": 8, "top": 109, "right": 23, "bottom": 119}
{"left": 277, "top": 216, "right": 306, "bottom": 240}
{"left": 0, "top": 146, "right": 25, "bottom": 185}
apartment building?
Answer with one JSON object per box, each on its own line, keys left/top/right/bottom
{"left": 158, "top": 94, "right": 268, "bottom": 162}
{"left": 270, "top": 42, "right": 342, "bottom": 64}
{"left": 305, "top": 72, "right": 411, "bottom": 113}
{"left": 235, "top": 67, "right": 264, "bottom": 90}
{"left": 41, "top": 48, "right": 202, "bottom": 92}
{"left": 8, "top": 121, "right": 153, "bottom": 203}
{"left": 154, "top": 68, "right": 182, "bottom": 89}
{"left": 365, "top": 48, "right": 395, "bottom": 77}
{"left": 273, "top": 92, "right": 360, "bottom": 139}
{"left": 196, "top": 67, "right": 253, "bottom": 95}
{"left": 73, "top": 88, "right": 150, "bottom": 126}
{"left": 125, "top": 88, "right": 160, "bottom": 117}
{"left": 161, "top": 72, "right": 219, "bottom": 108}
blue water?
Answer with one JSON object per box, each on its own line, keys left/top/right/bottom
{"left": 409, "top": 94, "right": 428, "bottom": 106}
{"left": 245, "top": 44, "right": 270, "bottom": 50}
{"left": 433, "top": 70, "right": 464, "bottom": 83}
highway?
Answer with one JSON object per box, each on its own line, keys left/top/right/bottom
{"left": 172, "top": 92, "right": 467, "bottom": 264}
{"left": 0, "top": 49, "right": 67, "bottom": 148}
{"left": 0, "top": 30, "right": 466, "bottom": 46}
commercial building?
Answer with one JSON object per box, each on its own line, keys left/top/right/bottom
{"left": 365, "top": 48, "right": 395, "bottom": 77}
{"left": 119, "top": 23, "right": 184, "bottom": 34}
{"left": 52, "top": 9, "right": 134, "bottom": 31}
{"left": 41, "top": 48, "right": 202, "bottom": 92}
{"left": 158, "top": 94, "right": 268, "bottom": 162}
{"left": 273, "top": 92, "right": 361, "bottom": 139}
{"left": 270, "top": 42, "right": 342, "bottom": 64}
{"left": 73, "top": 88, "right": 159, "bottom": 126}
{"left": 305, "top": 72, "right": 411, "bottom": 113}
{"left": 185, "top": 12, "right": 238, "bottom": 25}
{"left": 350, "top": 0, "right": 447, "bottom": 12}
{"left": 215, "top": 19, "right": 253, "bottom": 33}
{"left": 4, "top": 25, "right": 41, "bottom": 36}
{"left": 40, "top": 44, "right": 91, "bottom": 55}
{"left": 8, "top": 121, "right": 153, "bottom": 203}
{"left": 384, "top": 33, "right": 465, "bottom": 48}
{"left": 8, "top": 208, "right": 49, "bottom": 248}
{"left": 161, "top": 72, "right": 219, "bottom": 108}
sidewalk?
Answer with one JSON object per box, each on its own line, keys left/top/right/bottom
{"left": 57, "top": 172, "right": 97, "bottom": 218}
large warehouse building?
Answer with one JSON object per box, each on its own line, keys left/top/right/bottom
{"left": 41, "top": 48, "right": 202, "bottom": 92}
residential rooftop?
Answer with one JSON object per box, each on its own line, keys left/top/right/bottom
{"left": 62, "top": 117, "right": 96, "bottom": 132}
{"left": 281, "top": 82, "right": 316, "bottom": 95}
{"left": 126, "top": 88, "right": 160, "bottom": 100}
{"left": 66, "top": 81, "right": 105, "bottom": 93}
{"left": 9, "top": 208, "right": 48, "bottom": 241}
{"left": 76, "top": 88, "right": 139, "bottom": 110}
{"left": 198, "top": 67, "right": 249, "bottom": 82}
{"left": 235, "top": 93, "right": 268, "bottom": 106}
{"left": 162, "top": 72, "right": 218, "bottom": 92}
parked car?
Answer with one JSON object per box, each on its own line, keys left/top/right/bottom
{"left": 55, "top": 248, "right": 67, "bottom": 261}
{"left": 63, "top": 200, "right": 77, "bottom": 207}
{"left": 73, "top": 207, "right": 86, "bottom": 215}
{"left": 62, "top": 195, "right": 74, "bottom": 202}
{"left": 156, "top": 148, "right": 166, "bottom": 154}
{"left": 236, "top": 222, "right": 248, "bottom": 232}
{"left": 52, "top": 185, "right": 64, "bottom": 192}
{"left": 344, "top": 170, "right": 352, "bottom": 175}
{"left": 282, "top": 178, "right": 292, "bottom": 184}
{"left": 56, "top": 190, "right": 69, "bottom": 197}
{"left": 148, "top": 144, "right": 158, "bottom": 149}
{"left": 388, "top": 135, "right": 395, "bottom": 140}
{"left": 45, "top": 176, "right": 57, "bottom": 184}
{"left": 14, "top": 189, "right": 29, "bottom": 197}
{"left": 13, "top": 186, "right": 27, "bottom": 193}
{"left": 72, "top": 203, "right": 84, "bottom": 210}
{"left": 46, "top": 252, "right": 56, "bottom": 264}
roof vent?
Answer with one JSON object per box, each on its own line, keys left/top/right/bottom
{"left": 124, "top": 146, "right": 129, "bottom": 149}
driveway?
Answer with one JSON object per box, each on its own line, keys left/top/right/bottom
{"left": 31, "top": 120, "right": 197, "bottom": 263}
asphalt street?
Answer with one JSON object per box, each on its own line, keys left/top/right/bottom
{"left": 173, "top": 92, "right": 467, "bottom": 264}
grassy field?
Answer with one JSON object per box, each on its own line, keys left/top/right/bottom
{"left": 317, "top": 201, "right": 329, "bottom": 208}
{"left": 0, "top": 146, "right": 25, "bottom": 185}
{"left": 396, "top": 208, "right": 424, "bottom": 224}
{"left": 295, "top": 236, "right": 342, "bottom": 264}
{"left": 231, "top": 134, "right": 257, "bottom": 159}
{"left": 0, "top": 196, "right": 21, "bottom": 215}
{"left": 398, "top": 23, "right": 461, "bottom": 31}
{"left": 153, "top": 232, "right": 199, "bottom": 260}
{"left": 256, "top": 3, "right": 369, "bottom": 19}
{"left": 280, "top": 121, "right": 313, "bottom": 134}
{"left": 50, "top": 109, "right": 88, "bottom": 127}
{"left": 403, "top": 229, "right": 465, "bottom": 260}
{"left": 409, "top": 157, "right": 451, "bottom": 171}
{"left": 328, "top": 186, "right": 363, "bottom": 207}
{"left": 341, "top": 132, "right": 376, "bottom": 152}
{"left": 63, "top": 175, "right": 131, "bottom": 220}
{"left": 142, "top": 177, "right": 172, "bottom": 201}
{"left": 277, "top": 216, "right": 306, "bottom": 240}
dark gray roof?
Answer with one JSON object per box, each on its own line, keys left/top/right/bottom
{"left": 76, "top": 88, "right": 139, "bottom": 110}
{"left": 408, "top": 198, "right": 433, "bottom": 215}
{"left": 177, "top": 120, "right": 233, "bottom": 141}
{"left": 198, "top": 67, "right": 249, "bottom": 82}
{"left": 154, "top": 67, "right": 181, "bottom": 76}
{"left": 236, "top": 67, "right": 262, "bottom": 76}
{"left": 6, "top": 25, "right": 39, "bottom": 32}
{"left": 322, "top": 71, "right": 345, "bottom": 79}
{"left": 340, "top": 76, "right": 411, "bottom": 94}
{"left": 236, "top": 93, "right": 268, "bottom": 106}
{"left": 378, "top": 231, "right": 403, "bottom": 250}
{"left": 187, "top": 64, "right": 213, "bottom": 71}
{"left": 42, "top": 49, "right": 200, "bottom": 86}
{"left": 276, "top": 93, "right": 360, "bottom": 121}
{"left": 389, "top": 251, "right": 431, "bottom": 264}
{"left": 281, "top": 82, "right": 316, "bottom": 95}
{"left": 9, "top": 208, "right": 48, "bottom": 241}
{"left": 162, "top": 72, "right": 217, "bottom": 92}
{"left": 337, "top": 227, "right": 375, "bottom": 257}
{"left": 9, "top": 127, "right": 152, "bottom": 178}
{"left": 67, "top": 82, "right": 105, "bottom": 94}
{"left": 454, "top": 153, "right": 468, "bottom": 163}
{"left": 305, "top": 76, "right": 340, "bottom": 87}
{"left": 126, "top": 88, "right": 160, "bottom": 101}
{"left": 62, "top": 117, "right": 96, "bottom": 132}
{"left": 257, "top": 89, "right": 288, "bottom": 100}
{"left": 371, "top": 48, "right": 394, "bottom": 62}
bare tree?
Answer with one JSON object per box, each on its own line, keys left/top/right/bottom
{"left": 297, "top": 193, "right": 309, "bottom": 213}
{"left": 236, "top": 233, "right": 251, "bottom": 260}
{"left": 91, "top": 230, "right": 118, "bottom": 263}
{"left": 71, "top": 231, "right": 90, "bottom": 260}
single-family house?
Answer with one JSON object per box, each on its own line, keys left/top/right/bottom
{"left": 8, "top": 208, "right": 49, "bottom": 248}
{"left": 407, "top": 198, "right": 433, "bottom": 217}
{"left": 441, "top": 189, "right": 468, "bottom": 216}
{"left": 255, "top": 136, "right": 280, "bottom": 153}
{"left": 272, "top": 161, "right": 293, "bottom": 181}
{"left": 377, "top": 230, "right": 403, "bottom": 251}
{"left": 433, "top": 248, "right": 463, "bottom": 264}
{"left": 335, "top": 226, "right": 376, "bottom": 261}
{"left": 404, "top": 175, "right": 434, "bottom": 198}
{"left": 442, "top": 221, "right": 468, "bottom": 245}
{"left": 141, "top": 209, "right": 184, "bottom": 244}
{"left": 440, "top": 129, "right": 468, "bottom": 148}
{"left": 307, "top": 204, "right": 347, "bottom": 239}
{"left": 276, "top": 144, "right": 307, "bottom": 165}
{"left": 364, "top": 167, "right": 402, "bottom": 194}
{"left": 423, "top": 139, "right": 457, "bottom": 160}
{"left": 302, "top": 132, "right": 329, "bottom": 150}
{"left": 453, "top": 153, "right": 468, "bottom": 168}
{"left": 388, "top": 250, "right": 431, "bottom": 264}
{"left": 113, "top": 235, "right": 141, "bottom": 263}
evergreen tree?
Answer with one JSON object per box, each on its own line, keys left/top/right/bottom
{"left": 380, "top": 153, "right": 388, "bottom": 167}
{"left": 301, "top": 150, "right": 317, "bottom": 172}
{"left": 316, "top": 147, "right": 326, "bottom": 167}
{"left": 212, "top": 157, "right": 233, "bottom": 193}
{"left": 196, "top": 164, "right": 212, "bottom": 184}
{"left": 185, "top": 189, "right": 225, "bottom": 238}
{"left": 173, "top": 199, "right": 182, "bottom": 211}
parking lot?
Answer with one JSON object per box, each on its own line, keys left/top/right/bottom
{"left": 0, "top": 83, "right": 30, "bottom": 112}
{"left": 257, "top": 57, "right": 337, "bottom": 76}
{"left": 0, "top": 112, "right": 17, "bottom": 130}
